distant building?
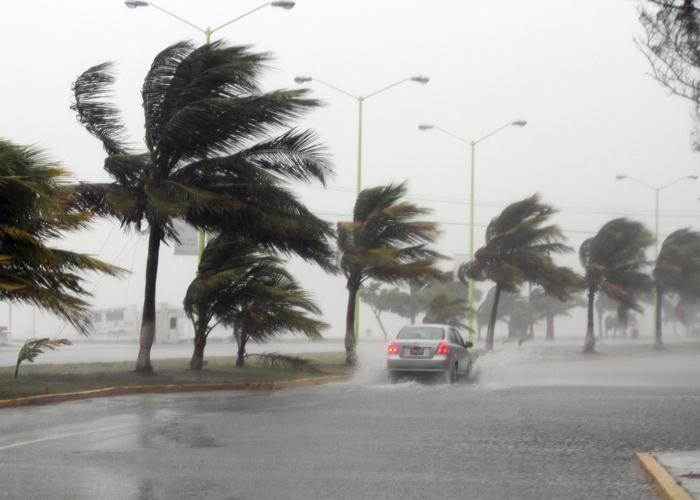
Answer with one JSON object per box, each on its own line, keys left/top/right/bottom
{"left": 92, "top": 305, "right": 140, "bottom": 339}
{"left": 91, "top": 304, "right": 192, "bottom": 343}
{"left": 155, "top": 304, "right": 191, "bottom": 344}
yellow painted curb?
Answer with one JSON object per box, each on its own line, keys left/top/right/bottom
{"left": 637, "top": 452, "right": 693, "bottom": 500}
{"left": 0, "top": 374, "right": 353, "bottom": 409}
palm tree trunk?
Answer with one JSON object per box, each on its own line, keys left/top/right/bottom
{"left": 135, "top": 227, "right": 161, "bottom": 373}
{"left": 546, "top": 314, "right": 554, "bottom": 340}
{"left": 654, "top": 287, "right": 664, "bottom": 349}
{"left": 485, "top": 283, "right": 502, "bottom": 351}
{"left": 583, "top": 286, "right": 596, "bottom": 353}
{"left": 236, "top": 335, "right": 248, "bottom": 367}
{"left": 189, "top": 313, "right": 208, "bottom": 371}
{"left": 345, "top": 286, "right": 358, "bottom": 366}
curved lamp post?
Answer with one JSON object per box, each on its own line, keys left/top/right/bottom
{"left": 418, "top": 121, "right": 527, "bottom": 344}
{"left": 616, "top": 174, "right": 698, "bottom": 347}
{"left": 126, "top": 0, "right": 295, "bottom": 259}
{"left": 295, "top": 75, "right": 429, "bottom": 341}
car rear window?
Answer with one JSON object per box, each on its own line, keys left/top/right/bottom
{"left": 397, "top": 326, "right": 444, "bottom": 340}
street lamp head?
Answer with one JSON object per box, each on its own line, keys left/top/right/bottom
{"left": 125, "top": 1, "right": 149, "bottom": 8}
{"left": 616, "top": 175, "right": 627, "bottom": 180}
{"left": 511, "top": 120, "right": 527, "bottom": 127}
{"left": 294, "top": 76, "right": 313, "bottom": 84}
{"left": 418, "top": 124, "right": 434, "bottom": 131}
{"left": 688, "top": 175, "right": 699, "bottom": 180}
{"left": 271, "top": 1, "right": 295, "bottom": 9}
{"left": 410, "top": 76, "right": 430, "bottom": 84}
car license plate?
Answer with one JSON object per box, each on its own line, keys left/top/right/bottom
{"left": 410, "top": 346, "right": 424, "bottom": 355}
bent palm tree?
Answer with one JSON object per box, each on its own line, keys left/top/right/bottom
{"left": 72, "top": 41, "right": 336, "bottom": 372}
{"left": 338, "top": 182, "right": 448, "bottom": 365}
{"left": 0, "top": 140, "right": 123, "bottom": 333}
{"left": 459, "top": 195, "right": 579, "bottom": 351}
{"left": 580, "top": 218, "right": 653, "bottom": 352}
{"left": 653, "top": 228, "right": 700, "bottom": 348}
{"left": 184, "top": 234, "right": 327, "bottom": 369}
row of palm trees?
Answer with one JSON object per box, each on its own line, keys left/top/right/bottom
{"left": 459, "top": 195, "right": 700, "bottom": 353}
{"left": 4, "top": 40, "right": 699, "bottom": 370}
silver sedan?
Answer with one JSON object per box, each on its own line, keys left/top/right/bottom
{"left": 386, "top": 324, "right": 473, "bottom": 383}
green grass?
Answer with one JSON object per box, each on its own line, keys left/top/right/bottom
{"left": 0, "top": 352, "right": 352, "bottom": 401}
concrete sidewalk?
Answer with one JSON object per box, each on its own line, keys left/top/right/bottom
{"left": 638, "top": 452, "right": 700, "bottom": 499}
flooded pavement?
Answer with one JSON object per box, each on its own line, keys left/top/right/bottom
{"left": 2, "top": 341, "right": 700, "bottom": 499}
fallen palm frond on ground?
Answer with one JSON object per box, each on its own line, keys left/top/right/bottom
{"left": 247, "top": 352, "right": 321, "bottom": 372}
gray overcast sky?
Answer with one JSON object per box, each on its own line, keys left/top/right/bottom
{"left": 1, "top": 0, "right": 698, "bottom": 339}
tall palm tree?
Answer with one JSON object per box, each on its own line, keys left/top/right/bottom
{"left": 0, "top": 139, "right": 123, "bottom": 333}
{"left": 475, "top": 286, "right": 524, "bottom": 341}
{"left": 653, "top": 228, "right": 700, "bottom": 348}
{"left": 337, "top": 182, "right": 448, "bottom": 365}
{"left": 459, "top": 195, "right": 579, "bottom": 351}
{"left": 72, "top": 41, "right": 336, "bottom": 372}
{"left": 580, "top": 218, "right": 654, "bottom": 352}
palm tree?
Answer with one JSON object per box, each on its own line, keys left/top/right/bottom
{"left": 580, "top": 218, "right": 654, "bottom": 353}
{"left": 653, "top": 228, "right": 700, "bottom": 348}
{"left": 475, "top": 286, "right": 524, "bottom": 340}
{"left": 72, "top": 41, "right": 336, "bottom": 372}
{"left": 183, "top": 234, "right": 327, "bottom": 369}
{"left": 0, "top": 139, "right": 123, "bottom": 333}
{"left": 337, "top": 182, "right": 448, "bottom": 365}
{"left": 459, "top": 195, "right": 580, "bottom": 351}
{"left": 423, "top": 294, "right": 471, "bottom": 329}
{"left": 528, "top": 287, "right": 586, "bottom": 341}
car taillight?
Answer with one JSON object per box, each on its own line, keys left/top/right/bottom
{"left": 436, "top": 341, "right": 450, "bottom": 355}
{"left": 387, "top": 341, "right": 398, "bottom": 354}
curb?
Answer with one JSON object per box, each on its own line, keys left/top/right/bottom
{"left": 637, "top": 452, "right": 694, "bottom": 500}
{"left": 0, "top": 374, "right": 353, "bottom": 409}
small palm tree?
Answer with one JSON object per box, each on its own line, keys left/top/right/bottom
{"left": 580, "top": 218, "right": 654, "bottom": 352}
{"left": 338, "top": 182, "right": 448, "bottom": 365}
{"left": 459, "top": 195, "right": 580, "bottom": 351}
{"left": 475, "top": 286, "right": 524, "bottom": 340}
{"left": 72, "top": 41, "right": 336, "bottom": 373}
{"left": 422, "top": 294, "right": 471, "bottom": 329}
{"left": 529, "top": 287, "right": 586, "bottom": 341}
{"left": 653, "top": 228, "right": 700, "bottom": 348}
{"left": 0, "top": 140, "right": 123, "bottom": 333}
{"left": 184, "top": 235, "right": 327, "bottom": 369}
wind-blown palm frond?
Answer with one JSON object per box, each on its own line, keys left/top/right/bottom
{"left": 184, "top": 234, "right": 327, "bottom": 370}
{"left": 653, "top": 228, "right": 700, "bottom": 346}
{"left": 73, "top": 41, "right": 337, "bottom": 372}
{"left": 338, "top": 182, "right": 448, "bottom": 365}
{"left": 580, "top": 218, "right": 653, "bottom": 351}
{"left": 459, "top": 194, "right": 580, "bottom": 351}
{"left": 0, "top": 140, "right": 125, "bottom": 335}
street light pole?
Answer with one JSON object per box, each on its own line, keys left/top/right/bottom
{"left": 616, "top": 174, "right": 698, "bottom": 347}
{"left": 295, "top": 75, "right": 429, "bottom": 340}
{"left": 294, "top": 76, "right": 429, "bottom": 195}
{"left": 419, "top": 121, "right": 527, "bottom": 344}
{"left": 126, "top": 0, "right": 295, "bottom": 258}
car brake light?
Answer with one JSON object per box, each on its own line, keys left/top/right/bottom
{"left": 387, "top": 341, "right": 398, "bottom": 354}
{"left": 436, "top": 341, "right": 450, "bottom": 355}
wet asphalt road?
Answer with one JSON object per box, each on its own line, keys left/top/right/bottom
{"left": 2, "top": 350, "right": 700, "bottom": 499}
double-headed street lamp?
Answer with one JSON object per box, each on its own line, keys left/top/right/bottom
{"left": 293, "top": 75, "right": 429, "bottom": 196}
{"left": 419, "top": 120, "right": 527, "bottom": 343}
{"left": 125, "top": 0, "right": 295, "bottom": 259}
{"left": 616, "top": 174, "right": 698, "bottom": 347}
{"left": 125, "top": 1, "right": 295, "bottom": 44}
{"left": 295, "top": 75, "right": 429, "bottom": 341}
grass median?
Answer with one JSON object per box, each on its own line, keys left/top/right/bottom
{"left": 0, "top": 352, "right": 352, "bottom": 401}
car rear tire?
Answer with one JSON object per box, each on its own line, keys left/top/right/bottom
{"left": 463, "top": 360, "right": 471, "bottom": 381}
{"left": 388, "top": 371, "right": 400, "bottom": 384}
{"left": 445, "top": 363, "right": 457, "bottom": 384}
